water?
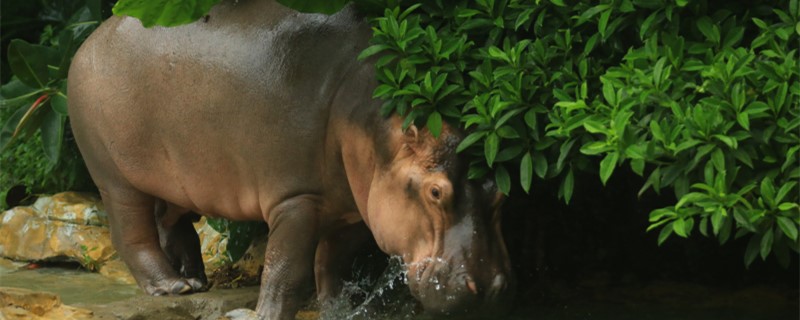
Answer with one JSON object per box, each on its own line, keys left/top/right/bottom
{"left": 315, "top": 255, "right": 797, "bottom": 320}
{"left": 0, "top": 258, "right": 794, "bottom": 320}
{"left": 319, "top": 256, "right": 421, "bottom": 320}
{"left": 0, "top": 264, "right": 138, "bottom": 305}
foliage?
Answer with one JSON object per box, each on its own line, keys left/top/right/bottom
{"left": 205, "top": 218, "right": 267, "bottom": 262}
{"left": 112, "top": 0, "right": 223, "bottom": 27}
{"left": 110, "top": 0, "right": 375, "bottom": 27}
{"left": 79, "top": 244, "right": 102, "bottom": 271}
{"left": 356, "top": 0, "right": 799, "bottom": 267}
{"left": 0, "top": 0, "right": 109, "bottom": 208}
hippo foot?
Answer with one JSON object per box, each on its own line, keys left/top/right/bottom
{"left": 144, "top": 277, "right": 207, "bottom": 296}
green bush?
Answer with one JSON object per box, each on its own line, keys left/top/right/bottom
{"left": 0, "top": 0, "right": 109, "bottom": 208}
{"left": 358, "top": 0, "right": 799, "bottom": 267}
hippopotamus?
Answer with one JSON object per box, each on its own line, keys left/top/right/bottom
{"left": 67, "top": 0, "right": 513, "bottom": 318}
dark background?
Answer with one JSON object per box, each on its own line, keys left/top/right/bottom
{"left": 501, "top": 166, "right": 799, "bottom": 319}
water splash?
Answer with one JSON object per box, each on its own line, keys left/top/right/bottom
{"left": 319, "top": 256, "right": 420, "bottom": 320}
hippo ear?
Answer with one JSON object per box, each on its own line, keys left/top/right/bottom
{"left": 403, "top": 124, "right": 423, "bottom": 153}
{"left": 403, "top": 124, "right": 419, "bottom": 143}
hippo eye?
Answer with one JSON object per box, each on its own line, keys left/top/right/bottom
{"left": 431, "top": 187, "right": 441, "bottom": 200}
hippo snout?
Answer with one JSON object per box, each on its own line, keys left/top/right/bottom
{"left": 407, "top": 260, "right": 514, "bottom": 318}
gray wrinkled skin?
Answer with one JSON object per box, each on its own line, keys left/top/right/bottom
{"left": 68, "top": 1, "right": 514, "bottom": 319}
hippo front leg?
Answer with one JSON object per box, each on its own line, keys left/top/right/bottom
{"left": 314, "top": 222, "right": 373, "bottom": 304}
{"left": 256, "top": 195, "right": 322, "bottom": 320}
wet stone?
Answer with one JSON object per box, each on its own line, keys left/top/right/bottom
{"left": 0, "top": 193, "right": 231, "bottom": 282}
{"left": 0, "top": 287, "right": 93, "bottom": 320}
{"left": 0, "top": 193, "right": 115, "bottom": 270}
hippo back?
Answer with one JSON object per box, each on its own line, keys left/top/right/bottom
{"left": 68, "top": 0, "right": 371, "bottom": 220}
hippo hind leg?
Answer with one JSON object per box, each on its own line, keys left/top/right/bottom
{"left": 155, "top": 200, "right": 208, "bottom": 292}
{"left": 100, "top": 187, "right": 198, "bottom": 295}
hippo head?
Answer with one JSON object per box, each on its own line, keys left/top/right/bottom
{"left": 365, "top": 120, "right": 514, "bottom": 317}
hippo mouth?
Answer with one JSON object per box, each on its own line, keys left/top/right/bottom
{"left": 402, "top": 255, "right": 513, "bottom": 318}
{"left": 404, "top": 257, "right": 478, "bottom": 314}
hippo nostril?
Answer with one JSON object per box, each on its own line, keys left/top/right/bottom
{"left": 464, "top": 275, "right": 478, "bottom": 295}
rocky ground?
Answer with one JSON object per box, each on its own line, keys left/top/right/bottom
{"left": 0, "top": 192, "right": 275, "bottom": 320}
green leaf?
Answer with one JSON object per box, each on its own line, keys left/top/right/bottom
{"left": 653, "top": 57, "right": 667, "bottom": 89}
{"left": 736, "top": 112, "right": 750, "bottom": 131}
{"left": 7, "top": 40, "right": 57, "bottom": 88}
{"left": 496, "top": 145, "right": 523, "bottom": 162}
{"left": 426, "top": 111, "right": 442, "bottom": 138}
{"left": 760, "top": 228, "right": 774, "bottom": 260}
{"left": 658, "top": 222, "right": 674, "bottom": 246}
{"left": 711, "top": 149, "right": 725, "bottom": 172}
{"left": 41, "top": 107, "right": 65, "bottom": 165}
{"left": 650, "top": 121, "right": 665, "bottom": 142}
{"left": 778, "top": 203, "right": 799, "bottom": 211}
{"left": 358, "top": 44, "right": 390, "bottom": 61}
{"left": 520, "top": 152, "right": 533, "bottom": 193}
{"left": 51, "top": 82, "right": 69, "bottom": 116}
{"left": 580, "top": 141, "right": 611, "bottom": 155}
{"left": 12, "top": 95, "right": 49, "bottom": 140}
{"left": 533, "top": 152, "right": 548, "bottom": 179}
{"left": 760, "top": 177, "right": 776, "bottom": 206}
{"left": 673, "top": 218, "right": 693, "bottom": 238}
{"left": 649, "top": 208, "right": 675, "bottom": 223}
{"left": 699, "top": 217, "right": 709, "bottom": 237}
{"left": 775, "top": 181, "right": 797, "bottom": 204}
{"left": 712, "top": 135, "right": 737, "bottom": 149}
{"left": 1, "top": 107, "right": 27, "bottom": 150}
{"left": 57, "top": 29, "right": 78, "bottom": 79}
{"left": 562, "top": 168, "right": 574, "bottom": 204}
{"left": 696, "top": 16, "right": 720, "bottom": 44}
{"left": 524, "top": 109, "right": 537, "bottom": 130}
{"left": 631, "top": 158, "right": 645, "bottom": 176}
{"left": 599, "top": 152, "right": 619, "bottom": 185}
{"left": 457, "top": 131, "right": 487, "bottom": 153}
{"left": 711, "top": 207, "right": 725, "bottom": 235}
{"left": 577, "top": 4, "right": 610, "bottom": 26}
{"left": 598, "top": 10, "right": 611, "bottom": 38}
{"left": 495, "top": 165, "right": 511, "bottom": 195}
{"left": 583, "top": 121, "right": 607, "bottom": 134}
{"left": 602, "top": 78, "right": 616, "bottom": 106}
{"left": 550, "top": 0, "right": 566, "bottom": 7}
{"left": 487, "top": 46, "right": 509, "bottom": 62}
{"left": 113, "top": 0, "right": 224, "bottom": 28}
{"left": 776, "top": 216, "right": 798, "bottom": 241}
{"left": 719, "top": 214, "right": 733, "bottom": 244}
{"left": 485, "top": 132, "right": 500, "bottom": 167}
{"left": 557, "top": 140, "right": 575, "bottom": 172}
{"left": 744, "top": 234, "right": 760, "bottom": 267}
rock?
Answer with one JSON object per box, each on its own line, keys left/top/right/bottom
{"left": 0, "top": 193, "right": 232, "bottom": 282}
{"left": 0, "top": 199, "right": 115, "bottom": 270}
{"left": 195, "top": 217, "right": 231, "bottom": 271}
{"left": 0, "top": 258, "right": 25, "bottom": 274}
{"left": 0, "top": 287, "right": 93, "bottom": 320}
{"left": 97, "top": 259, "right": 136, "bottom": 285}
{"left": 31, "top": 192, "right": 107, "bottom": 226}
